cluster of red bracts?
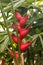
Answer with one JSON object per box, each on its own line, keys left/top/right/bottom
{"left": 7, "top": 12, "right": 35, "bottom": 59}
{"left": 11, "top": 12, "right": 35, "bottom": 51}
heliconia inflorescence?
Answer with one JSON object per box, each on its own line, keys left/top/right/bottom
{"left": 11, "top": 12, "right": 35, "bottom": 53}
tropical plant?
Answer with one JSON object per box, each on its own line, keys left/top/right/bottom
{"left": 0, "top": 0, "right": 43, "bottom": 65}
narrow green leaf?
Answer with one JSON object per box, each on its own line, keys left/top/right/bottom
{"left": 2, "top": 0, "right": 25, "bottom": 12}
{"left": 0, "top": 36, "right": 9, "bottom": 52}
{"left": 0, "top": 35, "right": 8, "bottom": 44}
{"left": 39, "top": 34, "right": 43, "bottom": 47}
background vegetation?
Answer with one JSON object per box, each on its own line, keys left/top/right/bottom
{"left": 0, "top": 0, "right": 43, "bottom": 65}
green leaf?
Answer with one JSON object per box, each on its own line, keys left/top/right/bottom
{"left": 0, "top": 22, "right": 5, "bottom": 30}
{"left": 0, "top": 31, "right": 7, "bottom": 39}
{"left": 35, "top": 28, "right": 41, "bottom": 34}
{"left": 2, "top": 0, "right": 25, "bottom": 12}
{"left": 39, "top": 34, "right": 43, "bottom": 47}
{"left": 0, "top": 35, "right": 8, "bottom": 44}
{"left": 0, "top": 36, "right": 9, "bottom": 52}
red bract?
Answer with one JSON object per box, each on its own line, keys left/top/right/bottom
{"left": 8, "top": 48, "right": 14, "bottom": 58}
{"left": 11, "top": 23, "right": 21, "bottom": 31}
{"left": 11, "top": 24, "right": 31, "bottom": 39}
{"left": 20, "top": 39, "right": 35, "bottom": 52}
{"left": 11, "top": 34, "right": 22, "bottom": 44}
{"left": 1, "top": 58, "right": 6, "bottom": 65}
{"left": 15, "top": 12, "right": 28, "bottom": 27}
{"left": 7, "top": 48, "right": 19, "bottom": 58}
{"left": 15, "top": 12, "right": 22, "bottom": 21}
{"left": 19, "top": 15, "right": 28, "bottom": 27}
{"left": 16, "top": 51, "right": 19, "bottom": 59}
{"left": 11, "top": 34, "right": 18, "bottom": 44}
{"left": 11, "top": 14, "right": 28, "bottom": 30}
{"left": 19, "top": 27, "right": 31, "bottom": 39}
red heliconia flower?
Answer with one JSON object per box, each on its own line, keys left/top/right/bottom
{"left": 1, "top": 58, "right": 6, "bottom": 65}
{"left": 15, "top": 12, "right": 22, "bottom": 21}
{"left": 20, "top": 39, "right": 35, "bottom": 52}
{"left": 11, "top": 11, "right": 35, "bottom": 53}
{"left": 7, "top": 48, "right": 19, "bottom": 58}
{"left": 19, "top": 26, "right": 31, "bottom": 39}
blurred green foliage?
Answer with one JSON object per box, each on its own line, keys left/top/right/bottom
{"left": 0, "top": 0, "right": 43, "bottom": 65}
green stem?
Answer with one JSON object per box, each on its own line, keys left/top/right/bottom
{"left": 39, "top": 34, "right": 43, "bottom": 47}
{"left": 16, "top": 28, "right": 21, "bottom": 63}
